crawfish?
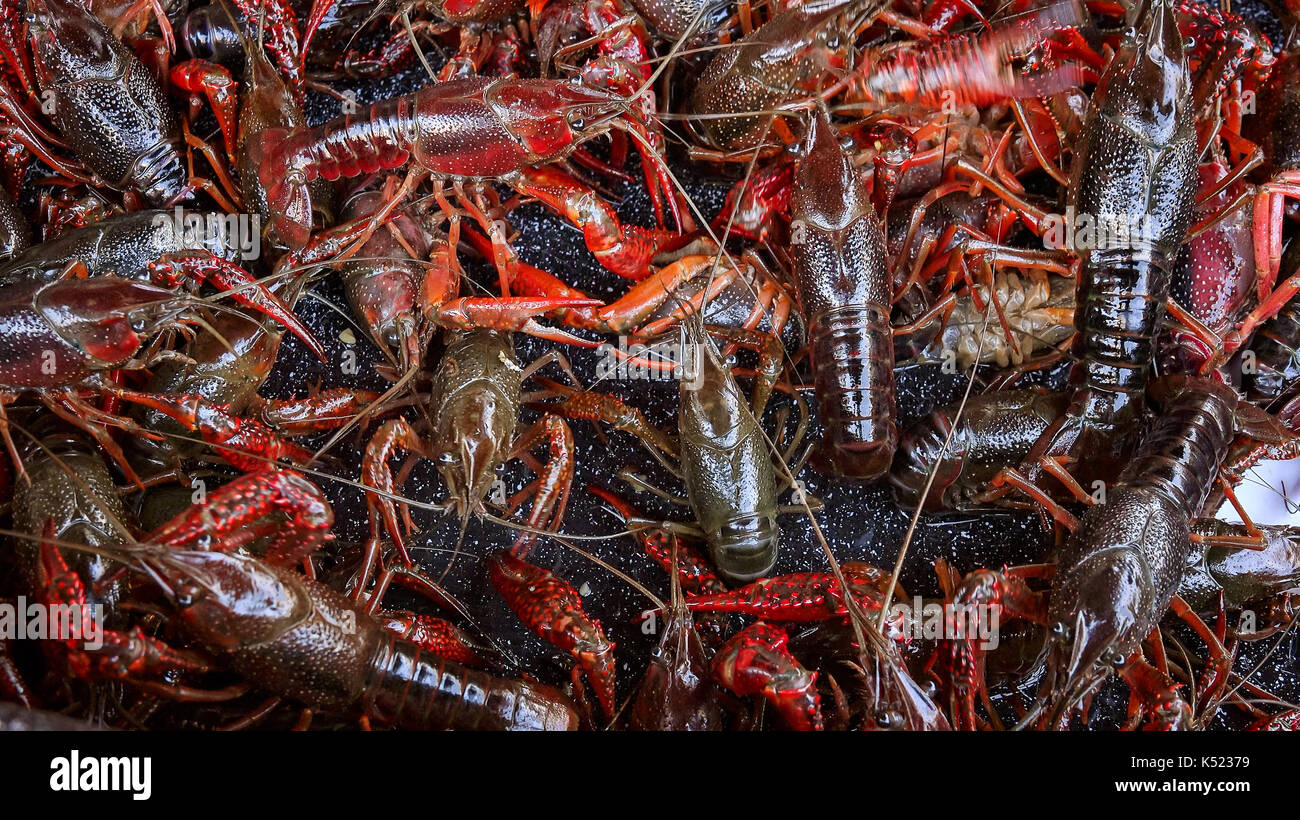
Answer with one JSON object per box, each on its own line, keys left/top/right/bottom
{"left": 235, "top": 16, "right": 333, "bottom": 230}
{"left": 338, "top": 188, "right": 441, "bottom": 368}
{"left": 0, "top": 276, "right": 213, "bottom": 480}
{"left": 1023, "top": 0, "right": 1199, "bottom": 489}
{"left": 256, "top": 76, "right": 680, "bottom": 250}
{"left": 27, "top": 0, "right": 186, "bottom": 206}
{"left": 897, "top": 268, "right": 1074, "bottom": 370}
{"left": 11, "top": 424, "right": 132, "bottom": 616}
{"left": 685, "top": 0, "right": 857, "bottom": 154}
{"left": 0, "top": 209, "right": 320, "bottom": 357}
{"left": 1181, "top": 521, "right": 1300, "bottom": 638}
{"left": 1037, "top": 376, "right": 1288, "bottom": 728}
{"left": 891, "top": 388, "right": 1070, "bottom": 512}
{"left": 791, "top": 106, "right": 895, "bottom": 479}
{"left": 1240, "top": 289, "right": 1300, "bottom": 415}
{"left": 678, "top": 320, "right": 780, "bottom": 583}
{"left": 118, "top": 484, "right": 580, "bottom": 729}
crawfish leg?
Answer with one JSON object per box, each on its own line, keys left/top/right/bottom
{"left": 712, "top": 622, "right": 823, "bottom": 731}
{"left": 361, "top": 419, "right": 431, "bottom": 568}
{"left": 488, "top": 550, "right": 616, "bottom": 720}
{"left": 506, "top": 415, "right": 575, "bottom": 557}
{"left": 146, "top": 469, "right": 334, "bottom": 567}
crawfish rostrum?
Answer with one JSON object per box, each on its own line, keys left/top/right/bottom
{"left": 0, "top": 0, "right": 1299, "bottom": 733}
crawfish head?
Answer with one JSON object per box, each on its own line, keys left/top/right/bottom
{"left": 487, "top": 80, "right": 633, "bottom": 159}
{"left": 1092, "top": 0, "right": 1191, "bottom": 144}
{"left": 1040, "top": 548, "right": 1153, "bottom": 726}
{"left": 140, "top": 548, "right": 310, "bottom": 650}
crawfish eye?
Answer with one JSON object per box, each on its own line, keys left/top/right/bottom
{"left": 176, "top": 583, "right": 202, "bottom": 608}
{"left": 128, "top": 311, "right": 148, "bottom": 333}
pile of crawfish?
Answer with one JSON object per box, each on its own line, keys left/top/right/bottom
{"left": 1, "top": 0, "right": 1299, "bottom": 732}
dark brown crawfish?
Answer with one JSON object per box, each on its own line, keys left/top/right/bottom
{"left": 791, "top": 106, "right": 894, "bottom": 479}
{"left": 0, "top": 188, "right": 30, "bottom": 262}
{"left": 891, "top": 388, "right": 1069, "bottom": 512}
{"left": 1181, "top": 521, "right": 1300, "bottom": 638}
{"left": 133, "top": 545, "right": 580, "bottom": 730}
{"left": 1038, "top": 376, "right": 1288, "bottom": 728}
{"left": 27, "top": 0, "right": 186, "bottom": 206}
{"left": 1027, "top": 0, "right": 1199, "bottom": 488}
{"left": 0, "top": 210, "right": 247, "bottom": 287}
{"left": 685, "top": 0, "right": 857, "bottom": 154}
{"left": 12, "top": 425, "right": 132, "bottom": 616}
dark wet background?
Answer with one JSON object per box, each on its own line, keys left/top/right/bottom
{"left": 243, "top": 0, "right": 1300, "bottom": 729}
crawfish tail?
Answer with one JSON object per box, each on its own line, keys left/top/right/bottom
{"left": 1120, "top": 378, "right": 1238, "bottom": 518}
{"left": 891, "top": 389, "right": 1069, "bottom": 511}
{"left": 266, "top": 95, "right": 418, "bottom": 185}
{"left": 258, "top": 95, "right": 417, "bottom": 246}
{"left": 362, "top": 632, "right": 579, "bottom": 731}
{"left": 1071, "top": 260, "right": 1173, "bottom": 416}
{"left": 808, "top": 307, "right": 896, "bottom": 477}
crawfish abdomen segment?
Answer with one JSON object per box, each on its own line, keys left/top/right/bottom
{"left": 363, "top": 633, "right": 580, "bottom": 731}
{"left": 808, "top": 306, "right": 895, "bottom": 478}
{"left": 276, "top": 94, "right": 420, "bottom": 185}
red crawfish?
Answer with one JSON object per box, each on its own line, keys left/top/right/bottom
{"left": 487, "top": 550, "right": 616, "bottom": 720}
{"left": 0, "top": 209, "right": 322, "bottom": 359}
{"left": 0, "top": 276, "right": 230, "bottom": 483}
{"left": 255, "top": 76, "right": 683, "bottom": 251}
{"left": 791, "top": 106, "right": 895, "bottom": 479}
{"left": 712, "top": 621, "right": 823, "bottom": 731}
